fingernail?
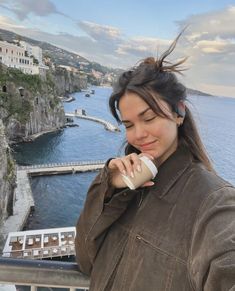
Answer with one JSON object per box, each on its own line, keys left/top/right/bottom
{"left": 122, "top": 170, "right": 127, "bottom": 175}
{"left": 137, "top": 165, "right": 141, "bottom": 172}
{"left": 130, "top": 171, "right": 134, "bottom": 178}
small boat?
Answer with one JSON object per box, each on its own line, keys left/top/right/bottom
{"left": 90, "top": 89, "right": 95, "bottom": 94}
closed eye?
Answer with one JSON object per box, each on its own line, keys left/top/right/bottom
{"left": 124, "top": 124, "right": 133, "bottom": 129}
{"left": 145, "top": 116, "right": 157, "bottom": 122}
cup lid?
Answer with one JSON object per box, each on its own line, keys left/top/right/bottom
{"left": 140, "top": 156, "right": 158, "bottom": 177}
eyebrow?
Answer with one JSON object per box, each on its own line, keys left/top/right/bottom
{"left": 121, "top": 107, "right": 152, "bottom": 123}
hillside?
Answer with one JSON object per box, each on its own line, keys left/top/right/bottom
{"left": 0, "top": 28, "right": 212, "bottom": 96}
{"left": 0, "top": 28, "right": 121, "bottom": 75}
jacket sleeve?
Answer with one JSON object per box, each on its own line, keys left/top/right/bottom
{"left": 75, "top": 163, "right": 137, "bottom": 275}
{"left": 189, "top": 185, "right": 235, "bottom": 291}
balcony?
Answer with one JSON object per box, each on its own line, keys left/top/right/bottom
{"left": 0, "top": 257, "right": 90, "bottom": 291}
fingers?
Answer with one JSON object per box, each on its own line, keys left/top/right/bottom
{"left": 108, "top": 153, "right": 142, "bottom": 177}
{"left": 141, "top": 181, "right": 155, "bottom": 187}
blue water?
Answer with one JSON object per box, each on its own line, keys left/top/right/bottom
{"left": 12, "top": 87, "right": 235, "bottom": 230}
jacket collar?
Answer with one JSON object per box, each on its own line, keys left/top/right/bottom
{"left": 151, "top": 145, "right": 193, "bottom": 199}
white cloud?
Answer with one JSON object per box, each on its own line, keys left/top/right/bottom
{"left": 0, "top": 3, "right": 234, "bottom": 97}
{"left": 0, "top": 15, "right": 25, "bottom": 29}
{"left": 176, "top": 5, "right": 235, "bottom": 97}
{"left": 78, "top": 21, "right": 122, "bottom": 42}
{"left": 0, "top": 0, "right": 64, "bottom": 20}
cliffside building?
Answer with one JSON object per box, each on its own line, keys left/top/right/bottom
{"left": 0, "top": 40, "right": 48, "bottom": 76}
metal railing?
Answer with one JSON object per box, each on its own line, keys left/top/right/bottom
{"left": 0, "top": 257, "right": 90, "bottom": 291}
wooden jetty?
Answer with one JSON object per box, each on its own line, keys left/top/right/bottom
{"left": 2, "top": 227, "right": 76, "bottom": 260}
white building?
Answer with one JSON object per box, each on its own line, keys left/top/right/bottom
{"left": 20, "top": 41, "right": 43, "bottom": 64}
{"left": 0, "top": 40, "right": 48, "bottom": 75}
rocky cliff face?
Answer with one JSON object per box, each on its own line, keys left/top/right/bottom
{"left": 0, "top": 66, "right": 66, "bottom": 142}
{"left": 0, "top": 65, "right": 86, "bottom": 224}
{"left": 0, "top": 120, "right": 16, "bottom": 225}
{"left": 51, "top": 67, "right": 87, "bottom": 96}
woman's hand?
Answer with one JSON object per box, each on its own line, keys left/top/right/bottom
{"left": 108, "top": 153, "right": 155, "bottom": 188}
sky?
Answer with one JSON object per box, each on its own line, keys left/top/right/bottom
{"left": 0, "top": 0, "right": 235, "bottom": 97}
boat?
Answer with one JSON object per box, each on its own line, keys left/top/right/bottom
{"left": 85, "top": 93, "right": 90, "bottom": 97}
{"left": 90, "top": 89, "right": 95, "bottom": 94}
{"left": 62, "top": 96, "right": 75, "bottom": 102}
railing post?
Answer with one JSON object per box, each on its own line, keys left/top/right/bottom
{"left": 30, "top": 286, "right": 37, "bottom": 291}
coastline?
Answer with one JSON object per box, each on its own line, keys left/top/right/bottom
{"left": 23, "top": 127, "right": 63, "bottom": 142}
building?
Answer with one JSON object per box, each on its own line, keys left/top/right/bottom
{"left": 0, "top": 40, "right": 48, "bottom": 76}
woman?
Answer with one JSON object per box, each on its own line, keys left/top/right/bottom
{"left": 75, "top": 35, "right": 235, "bottom": 291}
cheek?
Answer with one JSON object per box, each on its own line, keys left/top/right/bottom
{"left": 126, "top": 130, "right": 134, "bottom": 144}
{"left": 153, "top": 120, "right": 177, "bottom": 140}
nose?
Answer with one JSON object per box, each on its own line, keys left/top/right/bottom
{"left": 134, "top": 124, "right": 148, "bottom": 140}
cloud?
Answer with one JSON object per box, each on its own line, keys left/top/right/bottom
{"left": 0, "top": 0, "right": 65, "bottom": 20}
{"left": 0, "top": 4, "right": 234, "bottom": 97}
{"left": 0, "top": 15, "right": 26, "bottom": 29}
{"left": 78, "top": 21, "right": 122, "bottom": 43}
{"left": 116, "top": 37, "right": 171, "bottom": 57}
{"left": 176, "top": 5, "right": 235, "bottom": 96}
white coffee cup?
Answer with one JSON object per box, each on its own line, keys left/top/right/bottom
{"left": 121, "top": 156, "right": 158, "bottom": 190}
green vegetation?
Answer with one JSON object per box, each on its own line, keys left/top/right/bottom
{"left": 0, "top": 67, "right": 39, "bottom": 123}
{"left": 0, "top": 91, "right": 32, "bottom": 123}
{"left": 2, "top": 67, "right": 43, "bottom": 92}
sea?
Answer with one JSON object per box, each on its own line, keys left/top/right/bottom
{"left": 12, "top": 86, "right": 235, "bottom": 231}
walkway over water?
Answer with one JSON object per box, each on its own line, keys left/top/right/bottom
{"left": 65, "top": 112, "right": 120, "bottom": 132}
{"left": 17, "top": 160, "right": 105, "bottom": 176}
{"left": 0, "top": 161, "right": 105, "bottom": 246}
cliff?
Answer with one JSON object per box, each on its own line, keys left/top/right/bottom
{"left": 0, "top": 120, "right": 16, "bottom": 225}
{"left": 49, "top": 66, "right": 87, "bottom": 96}
{"left": 0, "top": 65, "right": 66, "bottom": 142}
{"left": 0, "top": 62, "right": 89, "bottom": 225}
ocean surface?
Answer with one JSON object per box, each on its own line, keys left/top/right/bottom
{"left": 12, "top": 86, "right": 235, "bottom": 231}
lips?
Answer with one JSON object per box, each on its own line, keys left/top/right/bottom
{"left": 138, "top": 140, "right": 158, "bottom": 150}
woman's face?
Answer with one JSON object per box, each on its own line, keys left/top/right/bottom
{"left": 119, "top": 91, "right": 180, "bottom": 166}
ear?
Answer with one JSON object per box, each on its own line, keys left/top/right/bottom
{"left": 175, "top": 101, "right": 185, "bottom": 118}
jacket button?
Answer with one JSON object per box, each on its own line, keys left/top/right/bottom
{"left": 136, "top": 235, "right": 141, "bottom": 240}
{"left": 123, "top": 192, "right": 127, "bottom": 196}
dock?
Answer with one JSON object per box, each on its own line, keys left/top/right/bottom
{"left": 17, "top": 160, "right": 105, "bottom": 176}
{"left": 65, "top": 112, "right": 120, "bottom": 132}
{"left": 0, "top": 160, "right": 105, "bottom": 250}
{"left": 2, "top": 227, "right": 76, "bottom": 260}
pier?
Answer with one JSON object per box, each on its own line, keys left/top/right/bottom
{"left": 17, "top": 160, "right": 105, "bottom": 176}
{"left": 0, "top": 169, "right": 35, "bottom": 240}
{"left": 0, "top": 160, "right": 105, "bottom": 247}
{"left": 65, "top": 112, "right": 120, "bottom": 132}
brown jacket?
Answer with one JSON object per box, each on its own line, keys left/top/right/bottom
{"left": 75, "top": 146, "right": 235, "bottom": 291}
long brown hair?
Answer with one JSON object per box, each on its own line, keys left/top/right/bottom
{"left": 109, "top": 32, "right": 213, "bottom": 171}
